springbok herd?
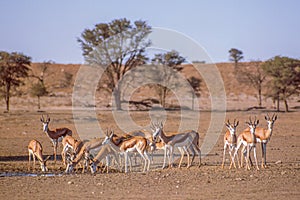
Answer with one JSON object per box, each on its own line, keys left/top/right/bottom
{"left": 27, "top": 114, "right": 277, "bottom": 174}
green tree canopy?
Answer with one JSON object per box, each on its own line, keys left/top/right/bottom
{"left": 78, "top": 18, "right": 151, "bottom": 110}
{"left": 262, "top": 56, "right": 300, "bottom": 111}
{"left": 229, "top": 48, "right": 243, "bottom": 66}
{"left": 0, "top": 51, "right": 31, "bottom": 111}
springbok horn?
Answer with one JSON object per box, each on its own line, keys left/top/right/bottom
{"left": 272, "top": 113, "right": 275, "bottom": 120}
{"left": 150, "top": 122, "right": 154, "bottom": 129}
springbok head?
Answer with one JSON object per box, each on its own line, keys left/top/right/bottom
{"left": 39, "top": 155, "right": 51, "bottom": 172}
{"left": 264, "top": 113, "right": 277, "bottom": 129}
{"left": 40, "top": 115, "right": 50, "bottom": 132}
{"left": 150, "top": 121, "right": 164, "bottom": 142}
{"left": 102, "top": 128, "right": 114, "bottom": 145}
{"left": 225, "top": 119, "right": 239, "bottom": 135}
{"left": 246, "top": 116, "right": 259, "bottom": 134}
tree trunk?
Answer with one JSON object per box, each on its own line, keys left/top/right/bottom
{"left": 276, "top": 95, "right": 280, "bottom": 112}
{"left": 162, "top": 87, "right": 167, "bottom": 108}
{"left": 5, "top": 82, "right": 10, "bottom": 112}
{"left": 38, "top": 96, "right": 41, "bottom": 110}
{"left": 114, "top": 88, "right": 122, "bottom": 110}
{"left": 284, "top": 98, "right": 289, "bottom": 112}
{"left": 258, "top": 87, "right": 262, "bottom": 107}
{"left": 191, "top": 92, "right": 195, "bottom": 110}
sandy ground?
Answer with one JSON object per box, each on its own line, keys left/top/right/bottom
{"left": 0, "top": 109, "right": 299, "bottom": 199}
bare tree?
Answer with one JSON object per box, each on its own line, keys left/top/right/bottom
{"left": 151, "top": 50, "right": 185, "bottom": 107}
{"left": 29, "top": 61, "right": 52, "bottom": 109}
{"left": 236, "top": 61, "right": 266, "bottom": 107}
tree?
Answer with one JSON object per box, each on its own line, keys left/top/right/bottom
{"left": 30, "top": 82, "right": 48, "bottom": 109}
{"left": 0, "top": 51, "right": 31, "bottom": 111}
{"left": 29, "top": 61, "right": 52, "bottom": 86}
{"left": 29, "top": 61, "right": 51, "bottom": 109}
{"left": 151, "top": 50, "right": 185, "bottom": 107}
{"left": 262, "top": 56, "right": 300, "bottom": 112}
{"left": 78, "top": 18, "right": 151, "bottom": 110}
{"left": 235, "top": 61, "right": 266, "bottom": 107}
{"left": 229, "top": 48, "right": 243, "bottom": 68}
{"left": 188, "top": 76, "right": 201, "bottom": 110}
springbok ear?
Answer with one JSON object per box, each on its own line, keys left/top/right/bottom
{"left": 256, "top": 120, "right": 259, "bottom": 125}
{"left": 47, "top": 115, "right": 50, "bottom": 122}
{"left": 274, "top": 115, "right": 277, "bottom": 121}
{"left": 265, "top": 115, "right": 268, "bottom": 120}
{"left": 225, "top": 119, "right": 230, "bottom": 126}
{"left": 40, "top": 115, "right": 45, "bottom": 122}
{"left": 236, "top": 121, "right": 239, "bottom": 126}
{"left": 225, "top": 121, "right": 230, "bottom": 128}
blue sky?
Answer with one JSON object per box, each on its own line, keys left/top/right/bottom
{"left": 0, "top": 0, "right": 299, "bottom": 64}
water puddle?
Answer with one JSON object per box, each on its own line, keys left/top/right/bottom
{"left": 0, "top": 172, "right": 63, "bottom": 177}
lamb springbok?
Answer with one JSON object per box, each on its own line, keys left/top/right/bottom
{"left": 234, "top": 117, "right": 260, "bottom": 170}
{"left": 221, "top": 119, "right": 240, "bottom": 169}
{"left": 28, "top": 139, "right": 51, "bottom": 172}
{"left": 61, "top": 135, "right": 83, "bottom": 166}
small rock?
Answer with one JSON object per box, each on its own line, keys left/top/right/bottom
{"left": 250, "top": 175, "right": 253, "bottom": 178}
{"left": 235, "top": 178, "right": 242, "bottom": 181}
{"left": 68, "top": 181, "right": 74, "bottom": 185}
{"left": 281, "top": 171, "right": 287, "bottom": 175}
{"left": 176, "top": 185, "right": 179, "bottom": 188}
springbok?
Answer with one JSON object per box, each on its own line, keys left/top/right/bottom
{"left": 151, "top": 122, "right": 201, "bottom": 169}
{"left": 254, "top": 113, "right": 277, "bottom": 168}
{"left": 67, "top": 137, "right": 104, "bottom": 173}
{"left": 40, "top": 115, "right": 72, "bottom": 164}
{"left": 221, "top": 119, "right": 240, "bottom": 169}
{"left": 28, "top": 139, "right": 51, "bottom": 172}
{"left": 234, "top": 117, "right": 259, "bottom": 170}
{"left": 61, "top": 135, "right": 83, "bottom": 166}
{"left": 102, "top": 130, "right": 151, "bottom": 173}
{"left": 89, "top": 142, "right": 121, "bottom": 174}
